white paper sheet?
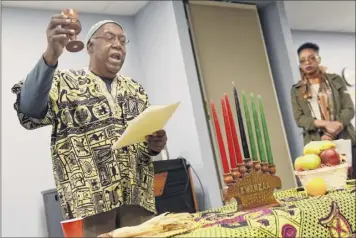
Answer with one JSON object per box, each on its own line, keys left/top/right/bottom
{"left": 111, "top": 102, "right": 180, "bottom": 150}
{"left": 333, "top": 139, "right": 352, "bottom": 166}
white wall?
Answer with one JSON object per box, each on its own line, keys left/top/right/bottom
{"left": 291, "top": 30, "right": 355, "bottom": 76}
{"left": 134, "top": 1, "right": 223, "bottom": 211}
{"left": 0, "top": 3, "right": 2, "bottom": 236}
{"left": 1, "top": 7, "right": 143, "bottom": 237}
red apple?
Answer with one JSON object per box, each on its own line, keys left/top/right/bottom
{"left": 320, "top": 148, "right": 340, "bottom": 166}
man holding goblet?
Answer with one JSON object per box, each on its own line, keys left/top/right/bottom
{"left": 11, "top": 11, "right": 167, "bottom": 236}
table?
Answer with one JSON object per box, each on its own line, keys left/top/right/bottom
{"left": 172, "top": 180, "right": 356, "bottom": 237}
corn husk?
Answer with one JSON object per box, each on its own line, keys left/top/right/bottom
{"left": 98, "top": 212, "right": 196, "bottom": 238}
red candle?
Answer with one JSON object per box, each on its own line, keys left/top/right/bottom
{"left": 210, "top": 101, "right": 230, "bottom": 174}
{"left": 224, "top": 94, "right": 243, "bottom": 164}
{"left": 221, "top": 98, "right": 237, "bottom": 169}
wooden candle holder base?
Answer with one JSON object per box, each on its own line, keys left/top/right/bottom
{"left": 231, "top": 168, "right": 241, "bottom": 180}
{"left": 269, "top": 164, "right": 276, "bottom": 175}
{"left": 223, "top": 173, "right": 234, "bottom": 185}
{"left": 223, "top": 171, "right": 282, "bottom": 211}
{"left": 243, "top": 158, "right": 253, "bottom": 173}
{"left": 261, "top": 162, "right": 270, "bottom": 174}
{"left": 252, "top": 160, "right": 261, "bottom": 172}
{"left": 237, "top": 163, "right": 247, "bottom": 177}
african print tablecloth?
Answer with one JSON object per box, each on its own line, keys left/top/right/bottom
{"left": 174, "top": 181, "right": 356, "bottom": 238}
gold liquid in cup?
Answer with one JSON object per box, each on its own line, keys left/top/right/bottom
{"left": 61, "top": 9, "right": 84, "bottom": 53}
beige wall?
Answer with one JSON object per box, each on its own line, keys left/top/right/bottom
{"left": 187, "top": 1, "right": 296, "bottom": 191}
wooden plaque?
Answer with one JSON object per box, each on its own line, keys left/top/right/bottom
{"left": 227, "top": 171, "right": 282, "bottom": 210}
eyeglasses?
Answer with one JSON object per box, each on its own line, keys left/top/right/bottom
{"left": 93, "top": 33, "right": 129, "bottom": 46}
{"left": 299, "top": 55, "right": 320, "bottom": 65}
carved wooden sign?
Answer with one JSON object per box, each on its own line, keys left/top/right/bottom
{"left": 227, "top": 172, "right": 282, "bottom": 210}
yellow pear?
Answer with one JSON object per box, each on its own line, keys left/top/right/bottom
{"left": 303, "top": 141, "right": 335, "bottom": 155}
{"left": 294, "top": 154, "right": 321, "bottom": 171}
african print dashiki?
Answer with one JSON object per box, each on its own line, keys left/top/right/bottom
{"left": 12, "top": 68, "right": 156, "bottom": 219}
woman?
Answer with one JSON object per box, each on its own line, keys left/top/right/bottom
{"left": 291, "top": 42, "right": 355, "bottom": 144}
{"left": 291, "top": 42, "right": 356, "bottom": 177}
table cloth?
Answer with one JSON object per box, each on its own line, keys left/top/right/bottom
{"left": 172, "top": 181, "right": 356, "bottom": 237}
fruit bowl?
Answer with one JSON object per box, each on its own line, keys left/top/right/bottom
{"left": 294, "top": 162, "right": 348, "bottom": 191}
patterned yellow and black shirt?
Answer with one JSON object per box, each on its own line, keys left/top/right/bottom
{"left": 12, "top": 68, "right": 156, "bottom": 219}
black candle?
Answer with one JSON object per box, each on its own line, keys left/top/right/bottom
{"left": 233, "top": 83, "right": 250, "bottom": 159}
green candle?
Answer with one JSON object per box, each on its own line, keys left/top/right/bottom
{"left": 258, "top": 95, "right": 274, "bottom": 165}
{"left": 242, "top": 91, "right": 258, "bottom": 161}
{"left": 251, "top": 93, "right": 267, "bottom": 163}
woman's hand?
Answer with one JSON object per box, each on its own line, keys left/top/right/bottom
{"left": 325, "top": 121, "right": 344, "bottom": 136}
{"left": 321, "top": 134, "right": 333, "bottom": 141}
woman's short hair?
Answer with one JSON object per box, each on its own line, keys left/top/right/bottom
{"left": 297, "top": 42, "right": 320, "bottom": 55}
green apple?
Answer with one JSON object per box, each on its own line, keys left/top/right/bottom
{"left": 294, "top": 154, "right": 321, "bottom": 171}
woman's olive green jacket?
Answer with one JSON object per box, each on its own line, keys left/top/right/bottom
{"left": 291, "top": 73, "right": 355, "bottom": 146}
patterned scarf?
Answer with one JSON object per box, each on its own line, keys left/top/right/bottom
{"left": 299, "top": 67, "right": 335, "bottom": 121}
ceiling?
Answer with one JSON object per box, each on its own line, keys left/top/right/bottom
{"left": 1, "top": 1, "right": 355, "bottom": 33}
{"left": 1, "top": 1, "right": 149, "bottom": 16}
{"left": 284, "top": 1, "right": 355, "bottom": 33}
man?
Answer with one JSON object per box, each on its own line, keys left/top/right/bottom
{"left": 12, "top": 15, "right": 167, "bottom": 236}
{"left": 290, "top": 42, "right": 355, "bottom": 177}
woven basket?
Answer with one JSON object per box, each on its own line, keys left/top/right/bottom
{"left": 294, "top": 163, "right": 348, "bottom": 190}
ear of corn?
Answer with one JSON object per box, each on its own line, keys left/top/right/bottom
{"left": 98, "top": 212, "right": 196, "bottom": 238}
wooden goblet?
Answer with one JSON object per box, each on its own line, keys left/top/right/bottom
{"left": 61, "top": 9, "right": 84, "bottom": 52}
